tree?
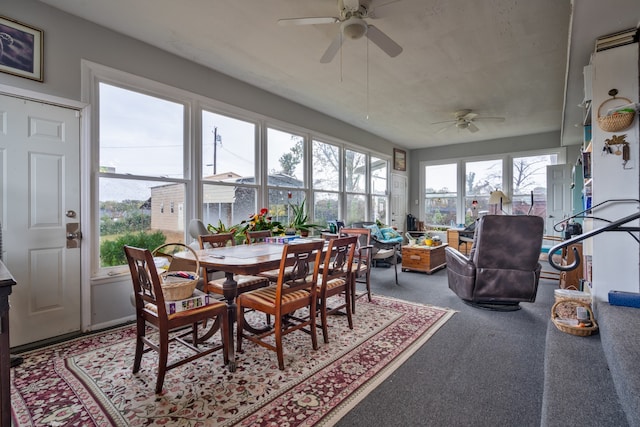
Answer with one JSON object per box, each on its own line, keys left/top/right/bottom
{"left": 278, "top": 137, "right": 303, "bottom": 176}
{"left": 513, "top": 157, "right": 547, "bottom": 193}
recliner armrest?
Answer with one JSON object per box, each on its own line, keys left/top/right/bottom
{"left": 445, "top": 246, "right": 475, "bottom": 276}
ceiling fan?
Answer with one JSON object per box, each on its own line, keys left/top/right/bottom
{"left": 432, "top": 109, "right": 506, "bottom": 133}
{"left": 277, "top": 0, "right": 403, "bottom": 63}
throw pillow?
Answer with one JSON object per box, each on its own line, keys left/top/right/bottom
{"left": 364, "top": 224, "right": 384, "bottom": 240}
{"left": 380, "top": 227, "right": 401, "bottom": 240}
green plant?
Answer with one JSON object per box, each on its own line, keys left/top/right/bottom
{"left": 238, "top": 208, "right": 285, "bottom": 235}
{"left": 289, "top": 199, "right": 321, "bottom": 233}
{"left": 100, "top": 230, "right": 166, "bottom": 267}
{"left": 207, "top": 219, "right": 238, "bottom": 234}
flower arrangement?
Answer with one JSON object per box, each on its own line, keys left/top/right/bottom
{"left": 239, "top": 208, "right": 284, "bottom": 235}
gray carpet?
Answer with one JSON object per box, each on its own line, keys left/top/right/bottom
{"left": 336, "top": 262, "right": 557, "bottom": 427}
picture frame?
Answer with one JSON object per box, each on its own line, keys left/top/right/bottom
{"left": 0, "top": 16, "right": 43, "bottom": 82}
{"left": 393, "top": 148, "right": 406, "bottom": 171}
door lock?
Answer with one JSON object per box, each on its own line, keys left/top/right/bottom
{"left": 66, "top": 223, "right": 82, "bottom": 248}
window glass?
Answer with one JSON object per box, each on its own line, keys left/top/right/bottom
{"left": 312, "top": 140, "right": 340, "bottom": 190}
{"left": 98, "top": 83, "right": 186, "bottom": 268}
{"left": 424, "top": 163, "right": 457, "bottom": 227}
{"left": 345, "top": 149, "right": 366, "bottom": 193}
{"left": 99, "top": 83, "right": 184, "bottom": 178}
{"left": 346, "top": 194, "right": 366, "bottom": 225}
{"left": 98, "top": 178, "right": 185, "bottom": 267}
{"left": 202, "top": 182, "right": 256, "bottom": 230}
{"left": 314, "top": 192, "right": 340, "bottom": 227}
{"left": 465, "top": 159, "right": 502, "bottom": 223}
{"left": 267, "top": 128, "right": 304, "bottom": 187}
{"left": 512, "top": 154, "right": 558, "bottom": 217}
{"left": 268, "top": 188, "right": 306, "bottom": 228}
{"left": 371, "top": 156, "right": 387, "bottom": 195}
{"left": 202, "top": 111, "right": 256, "bottom": 180}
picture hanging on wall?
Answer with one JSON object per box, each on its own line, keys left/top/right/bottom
{"left": 0, "top": 16, "right": 43, "bottom": 82}
{"left": 393, "top": 148, "right": 406, "bottom": 171}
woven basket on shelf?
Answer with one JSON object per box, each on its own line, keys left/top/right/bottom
{"left": 152, "top": 243, "right": 200, "bottom": 301}
{"left": 597, "top": 95, "right": 635, "bottom": 132}
{"left": 551, "top": 299, "right": 598, "bottom": 337}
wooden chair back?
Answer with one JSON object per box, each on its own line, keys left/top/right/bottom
{"left": 246, "top": 230, "right": 272, "bottom": 244}
{"left": 199, "top": 232, "right": 235, "bottom": 249}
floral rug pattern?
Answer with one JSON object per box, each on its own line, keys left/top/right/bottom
{"left": 11, "top": 296, "right": 454, "bottom": 426}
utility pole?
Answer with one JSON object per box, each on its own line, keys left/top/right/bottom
{"left": 212, "top": 127, "right": 221, "bottom": 175}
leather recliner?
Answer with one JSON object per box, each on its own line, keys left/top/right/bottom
{"left": 445, "top": 215, "right": 544, "bottom": 311}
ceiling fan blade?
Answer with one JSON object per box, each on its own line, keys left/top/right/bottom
{"left": 278, "top": 17, "right": 339, "bottom": 26}
{"left": 431, "top": 119, "right": 456, "bottom": 125}
{"left": 436, "top": 122, "right": 456, "bottom": 134}
{"left": 365, "top": 25, "right": 403, "bottom": 57}
{"left": 320, "top": 33, "right": 344, "bottom": 63}
{"left": 369, "top": 0, "right": 403, "bottom": 18}
{"left": 462, "top": 112, "right": 478, "bottom": 121}
{"left": 475, "top": 116, "right": 506, "bottom": 122}
{"left": 467, "top": 122, "right": 480, "bottom": 133}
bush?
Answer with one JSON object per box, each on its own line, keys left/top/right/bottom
{"left": 100, "top": 231, "right": 166, "bottom": 267}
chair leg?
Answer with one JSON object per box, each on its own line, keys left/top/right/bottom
{"left": 236, "top": 303, "right": 244, "bottom": 353}
{"left": 133, "top": 319, "right": 145, "bottom": 373}
{"left": 320, "top": 297, "right": 329, "bottom": 344}
{"left": 345, "top": 290, "right": 353, "bottom": 330}
{"left": 274, "top": 318, "right": 285, "bottom": 370}
{"left": 155, "top": 331, "right": 169, "bottom": 394}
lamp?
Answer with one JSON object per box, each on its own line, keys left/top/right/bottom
{"left": 489, "top": 190, "right": 510, "bottom": 214}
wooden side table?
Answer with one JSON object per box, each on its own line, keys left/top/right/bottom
{"left": 401, "top": 244, "right": 448, "bottom": 274}
{"left": 0, "top": 261, "right": 16, "bottom": 427}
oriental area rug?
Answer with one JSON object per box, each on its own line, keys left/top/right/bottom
{"left": 11, "top": 296, "right": 455, "bottom": 426}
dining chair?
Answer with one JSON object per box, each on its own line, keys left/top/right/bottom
{"left": 236, "top": 240, "right": 324, "bottom": 370}
{"left": 198, "top": 233, "right": 270, "bottom": 297}
{"left": 124, "top": 245, "right": 229, "bottom": 394}
{"left": 316, "top": 235, "right": 357, "bottom": 343}
{"left": 340, "top": 227, "right": 374, "bottom": 313}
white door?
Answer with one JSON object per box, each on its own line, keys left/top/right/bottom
{"left": 546, "top": 164, "right": 573, "bottom": 236}
{"left": 0, "top": 94, "right": 81, "bottom": 347}
{"left": 391, "top": 173, "right": 407, "bottom": 231}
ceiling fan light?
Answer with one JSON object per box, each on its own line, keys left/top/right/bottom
{"left": 341, "top": 18, "right": 367, "bottom": 39}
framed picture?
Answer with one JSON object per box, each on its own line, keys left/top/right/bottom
{"left": 393, "top": 148, "right": 406, "bottom": 171}
{"left": 0, "top": 16, "right": 43, "bottom": 82}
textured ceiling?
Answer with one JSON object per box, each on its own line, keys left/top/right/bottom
{"left": 37, "top": 0, "right": 638, "bottom": 150}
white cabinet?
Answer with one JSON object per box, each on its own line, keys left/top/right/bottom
{"left": 589, "top": 42, "right": 640, "bottom": 303}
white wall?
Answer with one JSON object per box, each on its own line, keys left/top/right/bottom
{"left": 590, "top": 43, "right": 640, "bottom": 302}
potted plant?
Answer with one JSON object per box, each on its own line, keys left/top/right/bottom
{"left": 289, "top": 199, "right": 321, "bottom": 237}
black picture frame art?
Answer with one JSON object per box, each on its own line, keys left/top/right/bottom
{"left": 0, "top": 16, "right": 43, "bottom": 82}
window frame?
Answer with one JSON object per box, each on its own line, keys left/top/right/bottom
{"left": 85, "top": 62, "right": 391, "bottom": 277}
{"left": 419, "top": 148, "right": 565, "bottom": 228}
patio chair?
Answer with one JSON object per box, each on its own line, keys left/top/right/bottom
{"left": 351, "top": 222, "right": 402, "bottom": 285}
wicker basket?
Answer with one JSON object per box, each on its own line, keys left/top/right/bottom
{"left": 551, "top": 299, "right": 598, "bottom": 337}
{"left": 152, "top": 243, "right": 200, "bottom": 301}
{"left": 597, "top": 95, "right": 635, "bottom": 132}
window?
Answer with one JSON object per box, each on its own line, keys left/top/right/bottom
{"left": 465, "top": 159, "right": 502, "bottom": 222}
{"left": 90, "top": 65, "right": 392, "bottom": 274}
{"left": 345, "top": 149, "right": 367, "bottom": 224}
{"left": 201, "top": 110, "right": 258, "bottom": 227}
{"left": 421, "top": 150, "right": 562, "bottom": 229}
{"left": 424, "top": 163, "right": 457, "bottom": 227}
{"left": 512, "top": 154, "right": 558, "bottom": 217}
{"left": 371, "top": 155, "right": 388, "bottom": 224}
{"left": 312, "top": 140, "right": 341, "bottom": 226}
{"left": 98, "top": 82, "right": 187, "bottom": 268}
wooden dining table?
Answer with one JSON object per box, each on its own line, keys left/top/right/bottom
{"left": 174, "top": 240, "right": 326, "bottom": 371}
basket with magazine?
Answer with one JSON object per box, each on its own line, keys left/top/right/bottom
{"left": 551, "top": 299, "right": 598, "bottom": 337}
{"left": 152, "top": 243, "right": 200, "bottom": 301}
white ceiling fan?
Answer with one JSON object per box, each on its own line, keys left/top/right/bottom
{"left": 277, "top": 0, "right": 403, "bottom": 63}
{"left": 432, "top": 109, "right": 506, "bottom": 134}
